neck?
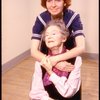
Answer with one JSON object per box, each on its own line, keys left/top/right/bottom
{"left": 50, "top": 45, "right": 64, "bottom": 55}
{"left": 51, "top": 12, "right": 63, "bottom": 20}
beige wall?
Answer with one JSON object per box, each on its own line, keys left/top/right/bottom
{"left": 70, "top": 0, "right": 99, "bottom": 54}
{"left": 2, "top": 0, "right": 99, "bottom": 65}
{"left": 2, "top": 0, "right": 31, "bottom": 64}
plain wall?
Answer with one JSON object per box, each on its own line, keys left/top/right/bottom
{"left": 2, "top": 0, "right": 31, "bottom": 64}
{"left": 2, "top": 0, "right": 99, "bottom": 65}
{"left": 70, "top": 0, "right": 99, "bottom": 54}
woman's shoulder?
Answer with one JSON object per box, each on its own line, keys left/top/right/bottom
{"left": 38, "top": 10, "right": 51, "bottom": 23}
{"left": 39, "top": 10, "right": 50, "bottom": 18}
{"left": 63, "top": 8, "right": 80, "bottom": 26}
{"left": 64, "top": 8, "right": 79, "bottom": 15}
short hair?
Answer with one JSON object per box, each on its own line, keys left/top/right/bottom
{"left": 41, "top": 0, "right": 71, "bottom": 9}
{"left": 42, "top": 19, "right": 69, "bottom": 39}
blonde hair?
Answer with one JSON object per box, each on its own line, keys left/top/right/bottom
{"left": 41, "top": 0, "right": 71, "bottom": 9}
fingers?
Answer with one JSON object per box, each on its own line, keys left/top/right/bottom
{"left": 63, "top": 66, "right": 74, "bottom": 72}
{"left": 41, "top": 56, "right": 53, "bottom": 75}
{"left": 40, "top": 55, "right": 52, "bottom": 70}
{"left": 40, "top": 55, "right": 47, "bottom": 66}
{"left": 64, "top": 61, "right": 74, "bottom": 67}
{"left": 49, "top": 56, "right": 58, "bottom": 66}
{"left": 55, "top": 61, "right": 74, "bottom": 72}
{"left": 63, "top": 62, "right": 74, "bottom": 72}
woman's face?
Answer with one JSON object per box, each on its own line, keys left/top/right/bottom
{"left": 46, "top": 0, "right": 64, "bottom": 17}
{"left": 44, "top": 25, "right": 66, "bottom": 49}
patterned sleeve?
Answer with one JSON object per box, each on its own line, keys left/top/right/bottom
{"left": 70, "top": 13, "right": 85, "bottom": 37}
{"left": 31, "top": 16, "right": 44, "bottom": 40}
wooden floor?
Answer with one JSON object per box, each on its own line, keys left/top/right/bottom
{"left": 2, "top": 56, "right": 99, "bottom": 100}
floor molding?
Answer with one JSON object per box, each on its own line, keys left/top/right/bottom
{"left": 2, "top": 49, "right": 30, "bottom": 74}
{"left": 81, "top": 52, "right": 99, "bottom": 60}
{"left": 2, "top": 51, "right": 98, "bottom": 74}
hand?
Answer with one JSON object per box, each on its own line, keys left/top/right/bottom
{"left": 41, "top": 56, "right": 53, "bottom": 74}
{"left": 49, "top": 56, "right": 59, "bottom": 66}
{"left": 55, "top": 61, "right": 74, "bottom": 72}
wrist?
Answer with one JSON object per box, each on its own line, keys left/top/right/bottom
{"left": 48, "top": 70, "right": 53, "bottom": 75}
{"left": 55, "top": 55, "right": 61, "bottom": 62}
{"left": 56, "top": 53, "right": 67, "bottom": 62}
{"left": 40, "top": 55, "right": 47, "bottom": 65}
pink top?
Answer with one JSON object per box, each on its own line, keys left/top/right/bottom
{"left": 29, "top": 56, "right": 82, "bottom": 100}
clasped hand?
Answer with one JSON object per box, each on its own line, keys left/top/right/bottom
{"left": 41, "top": 55, "right": 74, "bottom": 73}
{"left": 40, "top": 55, "right": 53, "bottom": 74}
{"left": 49, "top": 56, "right": 74, "bottom": 72}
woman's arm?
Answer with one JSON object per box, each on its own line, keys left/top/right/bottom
{"left": 31, "top": 39, "right": 47, "bottom": 62}
{"left": 31, "top": 39, "right": 74, "bottom": 70}
{"left": 48, "top": 56, "right": 82, "bottom": 98}
{"left": 31, "top": 13, "right": 47, "bottom": 62}
{"left": 29, "top": 61, "right": 54, "bottom": 100}
{"left": 49, "top": 35, "right": 85, "bottom": 64}
{"left": 38, "top": 55, "right": 81, "bottom": 98}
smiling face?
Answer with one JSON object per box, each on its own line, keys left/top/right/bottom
{"left": 46, "top": 0, "right": 64, "bottom": 18}
{"left": 44, "top": 25, "right": 66, "bottom": 51}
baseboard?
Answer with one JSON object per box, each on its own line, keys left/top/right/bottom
{"left": 2, "top": 49, "right": 31, "bottom": 74}
{"left": 2, "top": 51, "right": 98, "bottom": 74}
{"left": 81, "top": 52, "right": 99, "bottom": 61}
